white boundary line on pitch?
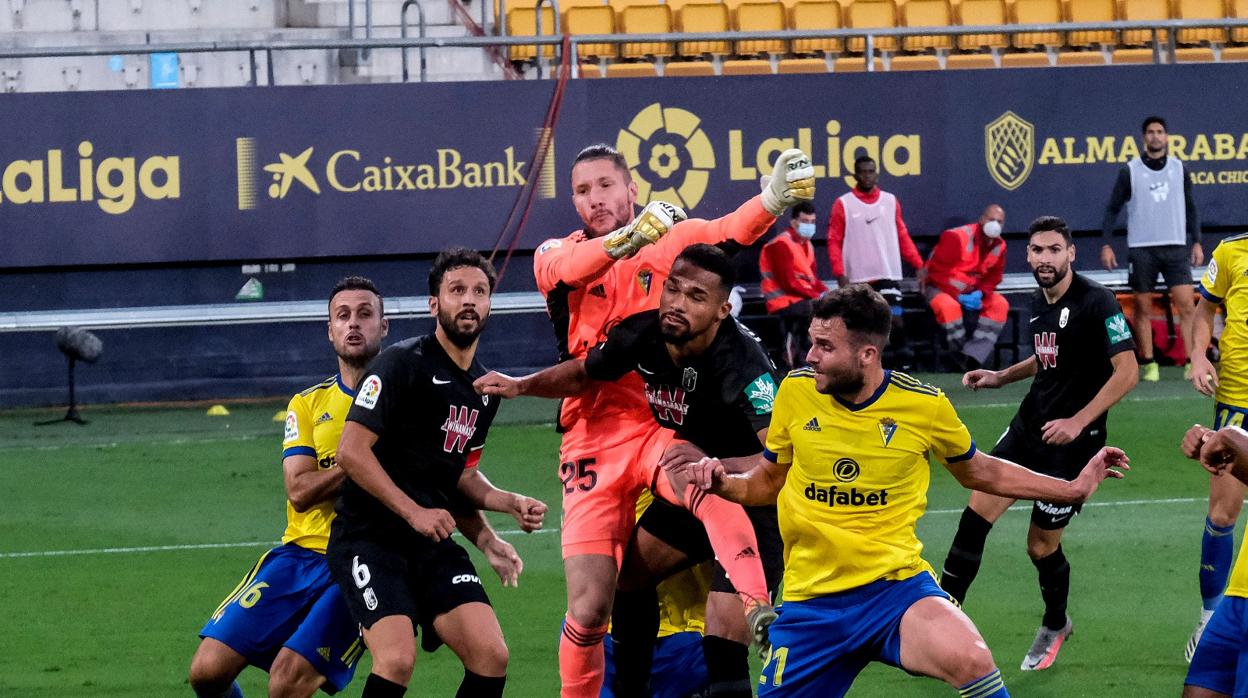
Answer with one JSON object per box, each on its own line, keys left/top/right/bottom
{"left": 0, "top": 496, "right": 1205, "bottom": 560}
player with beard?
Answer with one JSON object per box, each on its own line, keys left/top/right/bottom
{"left": 477, "top": 244, "right": 785, "bottom": 697}
{"left": 938, "top": 216, "right": 1139, "bottom": 671}
{"left": 675, "top": 283, "right": 1130, "bottom": 697}
{"left": 326, "top": 249, "right": 548, "bottom": 698}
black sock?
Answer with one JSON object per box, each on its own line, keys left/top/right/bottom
{"left": 362, "top": 673, "right": 407, "bottom": 698}
{"left": 610, "top": 587, "right": 659, "bottom": 697}
{"left": 456, "top": 670, "right": 505, "bottom": 698}
{"left": 940, "top": 507, "right": 994, "bottom": 605}
{"left": 702, "top": 635, "right": 751, "bottom": 697}
{"left": 1141, "top": 356, "right": 1156, "bottom": 364}
{"left": 1033, "top": 545, "right": 1071, "bottom": 630}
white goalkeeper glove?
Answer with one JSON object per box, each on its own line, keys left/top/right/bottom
{"left": 759, "top": 148, "right": 816, "bottom": 216}
{"left": 601, "top": 200, "right": 688, "bottom": 260}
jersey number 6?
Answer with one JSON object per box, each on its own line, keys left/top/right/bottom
{"left": 560, "top": 458, "right": 598, "bottom": 494}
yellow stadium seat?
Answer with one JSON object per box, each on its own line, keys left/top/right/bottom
{"left": 1120, "top": 0, "right": 1171, "bottom": 46}
{"left": 1176, "top": 0, "right": 1228, "bottom": 45}
{"left": 1233, "top": 0, "right": 1248, "bottom": 42}
{"left": 1011, "top": 0, "right": 1062, "bottom": 48}
{"left": 507, "top": 6, "right": 558, "bottom": 60}
{"left": 1056, "top": 49, "right": 1109, "bottom": 63}
{"left": 778, "top": 56, "right": 831, "bottom": 70}
{"left": 1111, "top": 47, "right": 1158, "bottom": 61}
{"left": 1175, "top": 46, "right": 1217, "bottom": 60}
{"left": 1066, "top": 0, "right": 1117, "bottom": 47}
{"left": 722, "top": 0, "right": 759, "bottom": 11}
{"left": 620, "top": 4, "right": 675, "bottom": 58}
{"left": 607, "top": 61, "right": 661, "bottom": 76}
{"left": 834, "top": 55, "right": 885, "bottom": 69}
{"left": 566, "top": 6, "right": 618, "bottom": 60}
{"left": 1223, "top": 45, "right": 1248, "bottom": 59}
{"left": 1000, "top": 51, "right": 1052, "bottom": 65}
{"left": 946, "top": 52, "right": 997, "bottom": 67}
{"left": 901, "top": 0, "right": 953, "bottom": 52}
{"left": 890, "top": 54, "right": 943, "bottom": 68}
{"left": 678, "top": 2, "right": 732, "bottom": 56}
{"left": 723, "top": 58, "right": 776, "bottom": 72}
{"left": 578, "top": 62, "right": 604, "bottom": 77}
{"left": 736, "top": 2, "right": 788, "bottom": 54}
{"left": 665, "top": 59, "right": 718, "bottom": 74}
{"left": 957, "top": 0, "right": 1008, "bottom": 49}
{"left": 846, "top": 0, "right": 900, "bottom": 53}
{"left": 791, "top": 1, "right": 843, "bottom": 53}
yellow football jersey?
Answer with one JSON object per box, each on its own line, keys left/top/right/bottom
{"left": 633, "top": 489, "right": 710, "bottom": 636}
{"left": 1201, "top": 234, "right": 1248, "bottom": 408}
{"left": 279, "top": 375, "right": 354, "bottom": 554}
{"left": 1225, "top": 531, "right": 1248, "bottom": 599}
{"left": 765, "top": 369, "right": 975, "bottom": 601}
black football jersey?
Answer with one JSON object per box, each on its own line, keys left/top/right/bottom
{"left": 585, "top": 311, "right": 780, "bottom": 458}
{"left": 1017, "top": 273, "right": 1135, "bottom": 433}
{"left": 337, "top": 334, "right": 499, "bottom": 535}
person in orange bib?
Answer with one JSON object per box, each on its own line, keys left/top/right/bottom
{"left": 925, "top": 204, "right": 1009, "bottom": 371}
{"left": 760, "top": 201, "right": 828, "bottom": 368}
{"left": 530, "top": 143, "right": 815, "bottom": 697}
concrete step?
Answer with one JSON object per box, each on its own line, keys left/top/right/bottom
{"left": 0, "top": 0, "right": 94, "bottom": 32}
{"left": 96, "top": 0, "right": 282, "bottom": 31}
{"left": 334, "top": 23, "right": 502, "bottom": 83}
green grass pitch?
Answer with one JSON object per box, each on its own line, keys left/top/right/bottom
{"left": 0, "top": 368, "right": 1227, "bottom": 696}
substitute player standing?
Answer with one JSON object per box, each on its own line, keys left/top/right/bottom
{"left": 679, "top": 284, "right": 1129, "bottom": 697}
{"left": 327, "top": 249, "right": 547, "bottom": 698}
{"left": 938, "top": 216, "right": 1139, "bottom": 671}
{"left": 1185, "top": 232, "right": 1248, "bottom": 661}
{"left": 189, "top": 277, "right": 386, "bottom": 698}
{"left": 533, "top": 143, "right": 814, "bottom": 697}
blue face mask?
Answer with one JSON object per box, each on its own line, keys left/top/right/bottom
{"left": 796, "top": 222, "right": 816, "bottom": 239}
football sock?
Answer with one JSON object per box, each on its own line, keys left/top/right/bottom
{"left": 609, "top": 587, "right": 658, "bottom": 697}
{"left": 940, "top": 507, "right": 993, "bottom": 605}
{"left": 959, "top": 668, "right": 1009, "bottom": 697}
{"left": 193, "top": 682, "right": 243, "bottom": 698}
{"left": 559, "top": 616, "right": 608, "bottom": 698}
{"left": 1201, "top": 517, "right": 1236, "bottom": 611}
{"left": 1033, "top": 545, "right": 1070, "bottom": 631}
{"left": 702, "top": 635, "right": 751, "bottom": 697}
{"left": 677, "top": 482, "right": 770, "bottom": 608}
{"left": 361, "top": 673, "right": 407, "bottom": 698}
{"left": 456, "top": 670, "right": 505, "bottom": 698}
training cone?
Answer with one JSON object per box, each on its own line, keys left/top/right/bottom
{"left": 273, "top": 410, "right": 287, "bottom": 422}
{"left": 206, "top": 405, "right": 230, "bottom": 416}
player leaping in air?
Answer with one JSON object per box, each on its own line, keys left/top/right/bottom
{"left": 677, "top": 284, "right": 1130, "bottom": 697}
{"left": 529, "top": 143, "right": 814, "bottom": 697}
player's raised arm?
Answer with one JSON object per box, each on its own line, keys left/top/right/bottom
{"left": 533, "top": 201, "right": 687, "bottom": 291}
{"left": 946, "top": 447, "right": 1130, "bottom": 504}
{"left": 337, "top": 421, "right": 455, "bottom": 541}
{"left": 962, "top": 355, "right": 1038, "bottom": 391}
{"left": 474, "top": 358, "right": 592, "bottom": 399}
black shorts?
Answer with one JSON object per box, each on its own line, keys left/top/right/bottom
{"left": 1128, "top": 245, "right": 1192, "bottom": 293}
{"left": 990, "top": 419, "right": 1107, "bottom": 530}
{"left": 326, "top": 527, "right": 489, "bottom": 652}
{"left": 635, "top": 497, "right": 784, "bottom": 598}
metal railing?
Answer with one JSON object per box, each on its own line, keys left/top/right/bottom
{"left": 533, "top": 0, "right": 562, "bottom": 78}
{"left": 347, "top": 0, "right": 374, "bottom": 61}
{"left": 401, "top": 0, "right": 428, "bottom": 81}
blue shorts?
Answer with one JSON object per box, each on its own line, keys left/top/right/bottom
{"left": 758, "top": 571, "right": 948, "bottom": 697}
{"left": 1215, "top": 402, "right": 1248, "bottom": 430}
{"left": 1187, "top": 596, "right": 1248, "bottom": 697}
{"left": 200, "top": 544, "right": 362, "bottom": 694}
{"left": 600, "top": 631, "right": 708, "bottom": 698}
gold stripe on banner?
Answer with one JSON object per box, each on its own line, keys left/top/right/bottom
{"left": 236, "top": 137, "right": 257, "bottom": 210}
{"left": 535, "top": 127, "right": 556, "bottom": 199}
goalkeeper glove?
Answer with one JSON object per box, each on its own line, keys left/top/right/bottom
{"left": 759, "top": 148, "right": 816, "bottom": 216}
{"left": 601, "top": 201, "right": 688, "bottom": 260}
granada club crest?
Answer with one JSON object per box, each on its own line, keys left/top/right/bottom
{"left": 985, "top": 111, "right": 1035, "bottom": 191}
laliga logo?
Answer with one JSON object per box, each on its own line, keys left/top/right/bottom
{"left": 985, "top": 111, "right": 1035, "bottom": 191}
{"left": 616, "top": 103, "right": 716, "bottom": 210}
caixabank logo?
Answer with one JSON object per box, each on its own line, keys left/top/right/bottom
{"left": 234, "top": 136, "right": 552, "bottom": 211}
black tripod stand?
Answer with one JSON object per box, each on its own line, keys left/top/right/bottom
{"left": 36, "top": 356, "right": 88, "bottom": 426}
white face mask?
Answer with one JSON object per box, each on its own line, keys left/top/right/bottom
{"left": 982, "top": 220, "right": 1003, "bottom": 238}
{"left": 796, "top": 222, "right": 816, "bottom": 239}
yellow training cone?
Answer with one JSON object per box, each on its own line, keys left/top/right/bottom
{"left": 206, "top": 405, "right": 231, "bottom": 416}
{"left": 273, "top": 410, "right": 287, "bottom": 422}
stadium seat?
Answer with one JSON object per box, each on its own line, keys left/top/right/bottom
{"left": 1056, "top": 49, "right": 1110, "bottom": 64}
{"left": 956, "top": 0, "right": 1008, "bottom": 50}
{"left": 945, "top": 52, "right": 998, "bottom": 67}
{"left": 620, "top": 4, "right": 675, "bottom": 58}
{"left": 1176, "top": 0, "right": 1228, "bottom": 45}
{"left": 1175, "top": 47, "right": 1217, "bottom": 60}
{"left": 722, "top": 58, "right": 776, "bottom": 72}
{"left": 1120, "top": 0, "right": 1172, "bottom": 47}
{"left": 1111, "top": 47, "right": 1159, "bottom": 62}
{"left": 900, "top": 0, "right": 954, "bottom": 52}
{"left": 1223, "top": 45, "right": 1248, "bottom": 59}
{"left": 665, "top": 59, "right": 718, "bottom": 74}
{"left": 507, "top": 6, "right": 558, "bottom": 60}
{"left": 778, "top": 56, "right": 832, "bottom": 70}
{"left": 1011, "top": 0, "right": 1063, "bottom": 48}
{"left": 1233, "top": 0, "right": 1248, "bottom": 42}
{"left": 677, "top": 2, "right": 732, "bottom": 56}
{"left": 890, "top": 54, "right": 943, "bottom": 69}
{"left": 846, "top": 0, "right": 900, "bottom": 53}
{"left": 834, "top": 55, "right": 886, "bottom": 69}
{"left": 1066, "top": 0, "right": 1118, "bottom": 47}
{"left": 606, "top": 61, "right": 661, "bottom": 76}
{"left": 578, "top": 62, "right": 605, "bottom": 77}
{"left": 735, "top": 2, "right": 787, "bottom": 55}
{"left": 1000, "top": 51, "right": 1053, "bottom": 66}
{"left": 566, "top": 6, "right": 618, "bottom": 61}
{"left": 790, "top": 1, "right": 844, "bottom": 54}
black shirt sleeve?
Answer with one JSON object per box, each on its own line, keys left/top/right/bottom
{"left": 584, "top": 313, "right": 651, "bottom": 382}
{"left": 1091, "top": 289, "right": 1137, "bottom": 358}
{"left": 1101, "top": 166, "right": 1132, "bottom": 240}
{"left": 1183, "top": 162, "right": 1200, "bottom": 246}
{"left": 345, "top": 345, "right": 413, "bottom": 436}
